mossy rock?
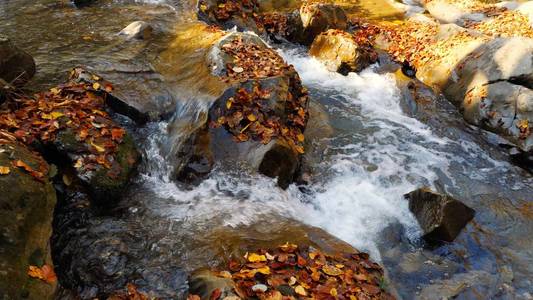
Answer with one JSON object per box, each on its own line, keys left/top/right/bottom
{"left": 0, "top": 141, "right": 57, "bottom": 299}
{"left": 53, "top": 128, "right": 141, "bottom": 206}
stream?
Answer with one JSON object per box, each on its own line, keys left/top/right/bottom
{"left": 1, "top": 0, "right": 533, "bottom": 299}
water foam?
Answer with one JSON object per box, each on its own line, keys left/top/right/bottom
{"left": 140, "top": 48, "right": 460, "bottom": 260}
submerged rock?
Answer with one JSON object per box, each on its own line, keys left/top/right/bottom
{"left": 118, "top": 21, "right": 153, "bottom": 40}
{"left": 405, "top": 188, "right": 475, "bottom": 243}
{"left": 309, "top": 29, "right": 378, "bottom": 75}
{"left": 0, "top": 35, "right": 36, "bottom": 88}
{"left": 0, "top": 138, "right": 57, "bottom": 300}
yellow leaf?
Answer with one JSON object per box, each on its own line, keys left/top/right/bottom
{"left": 294, "top": 286, "right": 306, "bottom": 296}
{"left": 50, "top": 87, "right": 61, "bottom": 95}
{"left": 330, "top": 288, "right": 338, "bottom": 297}
{"left": 62, "top": 174, "right": 72, "bottom": 186}
{"left": 349, "top": 295, "right": 358, "bottom": 300}
{"left": 256, "top": 266, "right": 270, "bottom": 275}
{"left": 248, "top": 253, "right": 266, "bottom": 263}
{"left": 322, "top": 265, "right": 344, "bottom": 276}
{"left": 93, "top": 82, "right": 101, "bottom": 90}
{"left": 50, "top": 111, "right": 64, "bottom": 119}
{"left": 0, "top": 166, "right": 10, "bottom": 175}
{"left": 28, "top": 266, "right": 44, "bottom": 280}
{"left": 90, "top": 141, "right": 106, "bottom": 153}
{"left": 200, "top": 4, "right": 208, "bottom": 11}
{"left": 74, "top": 159, "right": 83, "bottom": 169}
{"left": 91, "top": 75, "right": 101, "bottom": 81}
{"left": 297, "top": 133, "right": 305, "bottom": 142}
{"left": 247, "top": 114, "right": 257, "bottom": 122}
{"left": 226, "top": 99, "right": 233, "bottom": 109}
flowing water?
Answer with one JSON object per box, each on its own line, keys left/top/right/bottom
{"left": 2, "top": 0, "right": 533, "bottom": 298}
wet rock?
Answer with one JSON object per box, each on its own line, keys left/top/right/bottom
{"left": 299, "top": 3, "right": 348, "bottom": 45}
{"left": 51, "top": 192, "right": 188, "bottom": 299}
{"left": 309, "top": 29, "right": 378, "bottom": 75}
{"left": 0, "top": 35, "right": 36, "bottom": 88}
{"left": 118, "top": 21, "right": 153, "bottom": 40}
{"left": 177, "top": 32, "right": 308, "bottom": 189}
{"left": 176, "top": 76, "right": 303, "bottom": 189}
{"left": 71, "top": 0, "right": 96, "bottom": 7}
{"left": 423, "top": 0, "right": 489, "bottom": 26}
{"left": 189, "top": 269, "right": 237, "bottom": 299}
{"left": 405, "top": 188, "right": 475, "bottom": 243}
{"left": 52, "top": 127, "right": 141, "bottom": 206}
{"left": 0, "top": 139, "right": 57, "bottom": 299}
{"left": 69, "top": 67, "right": 150, "bottom": 124}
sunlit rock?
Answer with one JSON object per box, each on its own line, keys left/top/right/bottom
{"left": 405, "top": 188, "right": 475, "bottom": 243}
{"left": 299, "top": 3, "right": 348, "bottom": 45}
{"left": 118, "top": 21, "right": 153, "bottom": 40}
{"left": 309, "top": 29, "right": 377, "bottom": 75}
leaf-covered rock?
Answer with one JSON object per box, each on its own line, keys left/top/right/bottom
{"left": 0, "top": 135, "right": 57, "bottom": 299}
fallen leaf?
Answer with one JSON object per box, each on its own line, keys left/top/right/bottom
{"left": 322, "top": 265, "right": 344, "bottom": 276}
{"left": 0, "top": 166, "right": 10, "bottom": 175}
{"left": 294, "top": 285, "right": 306, "bottom": 296}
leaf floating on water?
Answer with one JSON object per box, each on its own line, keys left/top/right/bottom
{"left": 0, "top": 166, "right": 10, "bottom": 175}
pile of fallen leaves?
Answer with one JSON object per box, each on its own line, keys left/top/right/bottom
{"left": 254, "top": 13, "right": 290, "bottom": 36}
{"left": 381, "top": 21, "right": 489, "bottom": 69}
{"left": 421, "top": 0, "right": 507, "bottom": 16}
{"left": 212, "top": 36, "right": 309, "bottom": 152}
{"left": 210, "top": 81, "right": 307, "bottom": 153}
{"left": 0, "top": 72, "right": 127, "bottom": 176}
{"left": 199, "top": 0, "right": 258, "bottom": 22}
{"left": 211, "top": 243, "right": 394, "bottom": 299}
{"left": 221, "top": 36, "right": 287, "bottom": 81}
{"left": 465, "top": 10, "right": 533, "bottom": 38}
{"left": 0, "top": 130, "right": 50, "bottom": 181}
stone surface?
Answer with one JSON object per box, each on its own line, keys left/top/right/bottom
{"left": 405, "top": 188, "right": 475, "bottom": 243}
{"left": 0, "top": 35, "right": 36, "bottom": 88}
{"left": 118, "top": 21, "right": 153, "bottom": 40}
{"left": 52, "top": 128, "right": 141, "bottom": 206}
{"left": 299, "top": 3, "right": 348, "bottom": 45}
{"left": 176, "top": 76, "right": 302, "bottom": 189}
{"left": 309, "top": 29, "right": 377, "bottom": 74}
{"left": 0, "top": 139, "right": 57, "bottom": 300}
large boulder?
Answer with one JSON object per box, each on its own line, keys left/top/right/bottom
{"left": 0, "top": 137, "right": 57, "bottom": 299}
{"left": 299, "top": 3, "right": 348, "bottom": 45}
{"left": 309, "top": 29, "right": 378, "bottom": 75}
{"left": 381, "top": 21, "right": 533, "bottom": 152}
{"left": 405, "top": 188, "right": 475, "bottom": 243}
{"left": 0, "top": 35, "right": 36, "bottom": 88}
{"left": 0, "top": 78, "right": 141, "bottom": 206}
{"left": 176, "top": 32, "right": 309, "bottom": 189}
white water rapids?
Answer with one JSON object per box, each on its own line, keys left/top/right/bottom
{"left": 138, "top": 46, "right": 482, "bottom": 261}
